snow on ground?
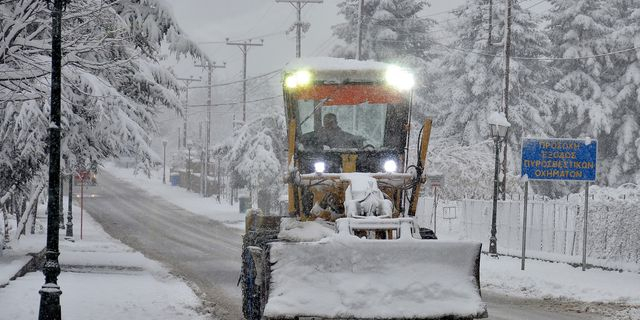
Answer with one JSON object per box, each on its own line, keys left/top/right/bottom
{"left": 482, "top": 254, "right": 640, "bottom": 305}
{"left": 0, "top": 203, "right": 207, "bottom": 320}
{"left": 1, "top": 235, "right": 43, "bottom": 287}
{"left": 102, "top": 162, "right": 640, "bottom": 312}
{"left": 103, "top": 162, "right": 245, "bottom": 230}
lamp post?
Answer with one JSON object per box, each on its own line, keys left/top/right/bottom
{"left": 162, "top": 140, "right": 168, "bottom": 184}
{"left": 187, "top": 140, "right": 193, "bottom": 191}
{"left": 487, "top": 112, "right": 510, "bottom": 256}
{"left": 40, "top": 0, "right": 70, "bottom": 318}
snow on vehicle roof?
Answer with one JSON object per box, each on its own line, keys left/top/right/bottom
{"left": 284, "top": 57, "right": 392, "bottom": 73}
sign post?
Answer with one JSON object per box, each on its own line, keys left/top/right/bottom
{"left": 426, "top": 174, "right": 444, "bottom": 234}
{"left": 521, "top": 180, "right": 528, "bottom": 271}
{"left": 520, "top": 138, "right": 597, "bottom": 271}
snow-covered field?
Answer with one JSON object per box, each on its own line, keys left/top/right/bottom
{"left": 0, "top": 204, "right": 207, "bottom": 320}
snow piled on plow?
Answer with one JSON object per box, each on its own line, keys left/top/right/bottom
{"left": 264, "top": 237, "right": 486, "bottom": 319}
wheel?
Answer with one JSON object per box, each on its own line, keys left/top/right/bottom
{"left": 241, "top": 233, "right": 265, "bottom": 320}
{"left": 241, "top": 245, "right": 262, "bottom": 320}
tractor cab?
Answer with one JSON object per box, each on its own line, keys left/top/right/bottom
{"left": 283, "top": 58, "right": 420, "bottom": 220}
{"left": 285, "top": 59, "right": 412, "bottom": 175}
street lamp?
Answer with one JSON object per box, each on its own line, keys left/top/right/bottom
{"left": 40, "top": 0, "right": 71, "bottom": 319}
{"left": 162, "top": 139, "right": 168, "bottom": 184}
{"left": 187, "top": 140, "right": 193, "bottom": 191}
{"left": 487, "top": 111, "right": 510, "bottom": 256}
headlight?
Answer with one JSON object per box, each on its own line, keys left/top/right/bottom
{"left": 385, "top": 66, "right": 414, "bottom": 91}
{"left": 314, "top": 161, "right": 326, "bottom": 173}
{"left": 285, "top": 70, "right": 312, "bottom": 89}
{"left": 384, "top": 160, "right": 397, "bottom": 173}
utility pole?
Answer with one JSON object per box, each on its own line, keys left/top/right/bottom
{"left": 40, "top": 0, "right": 68, "bottom": 318}
{"left": 176, "top": 76, "right": 201, "bottom": 149}
{"left": 487, "top": 0, "right": 494, "bottom": 46}
{"left": 193, "top": 61, "right": 225, "bottom": 197}
{"left": 356, "top": 0, "right": 365, "bottom": 60}
{"left": 276, "top": 0, "right": 323, "bottom": 58}
{"left": 226, "top": 38, "right": 264, "bottom": 123}
{"left": 500, "top": 0, "right": 513, "bottom": 200}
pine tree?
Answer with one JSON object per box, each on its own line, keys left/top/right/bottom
{"left": 599, "top": 0, "right": 640, "bottom": 184}
{"left": 425, "top": 0, "right": 553, "bottom": 197}
{"left": 332, "top": 0, "right": 434, "bottom": 63}
{"left": 546, "top": 0, "right": 616, "bottom": 141}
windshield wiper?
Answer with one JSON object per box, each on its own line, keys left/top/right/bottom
{"left": 298, "top": 97, "right": 328, "bottom": 128}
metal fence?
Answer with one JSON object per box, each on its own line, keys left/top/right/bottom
{"left": 418, "top": 195, "right": 640, "bottom": 271}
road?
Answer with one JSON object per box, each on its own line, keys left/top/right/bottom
{"left": 83, "top": 171, "right": 608, "bottom": 320}
{"left": 82, "top": 172, "right": 243, "bottom": 320}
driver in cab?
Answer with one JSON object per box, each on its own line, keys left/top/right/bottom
{"left": 315, "top": 113, "right": 363, "bottom": 149}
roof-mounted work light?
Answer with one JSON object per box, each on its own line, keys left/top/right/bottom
{"left": 285, "top": 70, "right": 312, "bottom": 89}
{"left": 385, "top": 66, "right": 414, "bottom": 91}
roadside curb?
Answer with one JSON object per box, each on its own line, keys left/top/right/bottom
{"left": 0, "top": 248, "right": 45, "bottom": 288}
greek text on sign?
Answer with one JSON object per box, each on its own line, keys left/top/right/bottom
{"left": 521, "top": 138, "right": 597, "bottom": 181}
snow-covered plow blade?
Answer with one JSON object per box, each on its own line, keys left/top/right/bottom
{"left": 262, "top": 238, "right": 487, "bottom": 320}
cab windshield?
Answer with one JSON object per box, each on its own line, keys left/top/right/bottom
{"left": 294, "top": 84, "right": 408, "bottom": 151}
{"left": 298, "top": 101, "right": 387, "bottom": 147}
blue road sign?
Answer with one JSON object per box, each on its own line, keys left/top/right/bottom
{"left": 521, "top": 138, "right": 597, "bottom": 181}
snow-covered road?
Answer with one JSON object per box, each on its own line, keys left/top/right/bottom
{"left": 82, "top": 172, "right": 243, "bottom": 320}
{"left": 87, "top": 171, "right": 622, "bottom": 320}
{"left": 484, "top": 292, "right": 606, "bottom": 320}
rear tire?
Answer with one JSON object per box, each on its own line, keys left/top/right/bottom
{"left": 241, "top": 234, "right": 263, "bottom": 320}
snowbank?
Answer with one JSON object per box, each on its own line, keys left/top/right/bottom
{"left": 482, "top": 255, "right": 640, "bottom": 305}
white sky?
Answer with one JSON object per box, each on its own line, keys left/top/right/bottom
{"left": 155, "top": 0, "right": 551, "bottom": 150}
{"left": 155, "top": 0, "right": 468, "bottom": 147}
{"left": 163, "top": 0, "right": 467, "bottom": 77}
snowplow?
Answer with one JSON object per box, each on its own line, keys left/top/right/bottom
{"left": 241, "top": 57, "right": 487, "bottom": 320}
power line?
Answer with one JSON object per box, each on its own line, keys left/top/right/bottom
{"left": 371, "top": 37, "right": 640, "bottom": 61}
{"left": 189, "top": 68, "right": 281, "bottom": 89}
{"left": 188, "top": 94, "right": 282, "bottom": 108}
{"left": 159, "top": 94, "right": 282, "bottom": 123}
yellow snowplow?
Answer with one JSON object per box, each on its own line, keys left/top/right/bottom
{"left": 241, "top": 57, "right": 487, "bottom": 320}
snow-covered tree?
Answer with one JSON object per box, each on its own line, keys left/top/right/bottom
{"left": 596, "top": 0, "right": 640, "bottom": 185}
{"left": 332, "top": 0, "right": 434, "bottom": 63}
{"left": 547, "top": 0, "right": 616, "bottom": 142}
{"left": 225, "top": 103, "right": 287, "bottom": 213}
{"left": 433, "top": 0, "right": 553, "bottom": 144}
{"left": 0, "top": 0, "right": 205, "bottom": 238}
{"left": 423, "top": 0, "right": 553, "bottom": 198}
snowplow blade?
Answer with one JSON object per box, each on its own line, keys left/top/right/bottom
{"left": 263, "top": 239, "right": 487, "bottom": 320}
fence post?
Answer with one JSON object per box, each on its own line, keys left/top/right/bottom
{"left": 582, "top": 182, "right": 590, "bottom": 271}
{"left": 540, "top": 200, "right": 544, "bottom": 251}
{"left": 521, "top": 181, "right": 529, "bottom": 270}
{"left": 571, "top": 205, "right": 579, "bottom": 256}
{"left": 552, "top": 203, "right": 557, "bottom": 253}
{"left": 563, "top": 204, "right": 569, "bottom": 255}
